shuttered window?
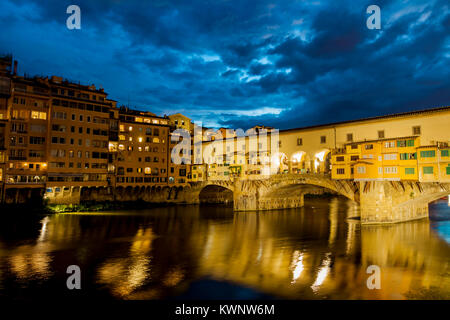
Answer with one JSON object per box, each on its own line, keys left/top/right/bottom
{"left": 423, "top": 167, "right": 433, "bottom": 174}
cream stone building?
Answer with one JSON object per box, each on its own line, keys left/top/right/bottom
{"left": 196, "top": 106, "right": 450, "bottom": 182}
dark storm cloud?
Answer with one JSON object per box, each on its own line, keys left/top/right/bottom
{"left": 0, "top": 0, "right": 448, "bottom": 129}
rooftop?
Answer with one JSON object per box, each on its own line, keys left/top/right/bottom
{"left": 281, "top": 105, "right": 450, "bottom": 133}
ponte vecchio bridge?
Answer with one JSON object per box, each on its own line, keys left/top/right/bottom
{"left": 180, "top": 106, "right": 450, "bottom": 224}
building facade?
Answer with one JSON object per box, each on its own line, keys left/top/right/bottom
{"left": 0, "top": 56, "right": 189, "bottom": 204}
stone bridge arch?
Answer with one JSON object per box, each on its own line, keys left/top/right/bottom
{"left": 199, "top": 184, "right": 234, "bottom": 205}
{"left": 182, "top": 180, "right": 235, "bottom": 205}
{"left": 184, "top": 174, "right": 359, "bottom": 211}
{"left": 232, "top": 174, "right": 359, "bottom": 211}
{"left": 264, "top": 174, "right": 358, "bottom": 201}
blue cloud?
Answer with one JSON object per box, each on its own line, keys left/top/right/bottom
{"left": 0, "top": 0, "right": 448, "bottom": 129}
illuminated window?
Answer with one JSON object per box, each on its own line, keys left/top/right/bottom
{"left": 153, "top": 137, "right": 160, "bottom": 143}
{"left": 129, "top": 126, "right": 133, "bottom": 131}
{"left": 138, "top": 137, "right": 143, "bottom": 143}
{"left": 31, "top": 111, "right": 47, "bottom": 120}
{"left": 129, "top": 137, "right": 133, "bottom": 142}
{"left": 119, "top": 135, "right": 125, "bottom": 141}
{"left": 118, "top": 144, "right": 125, "bottom": 151}
{"left": 109, "top": 142, "right": 118, "bottom": 152}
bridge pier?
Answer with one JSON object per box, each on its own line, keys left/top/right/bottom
{"left": 359, "top": 181, "right": 449, "bottom": 224}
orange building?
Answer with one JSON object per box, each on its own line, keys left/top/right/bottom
{"left": 115, "top": 108, "right": 170, "bottom": 187}
{"left": 0, "top": 56, "right": 181, "bottom": 205}
{"left": 43, "top": 76, "right": 118, "bottom": 203}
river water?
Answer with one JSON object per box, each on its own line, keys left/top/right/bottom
{"left": 0, "top": 196, "right": 449, "bottom": 300}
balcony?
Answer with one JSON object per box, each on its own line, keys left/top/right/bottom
{"left": 9, "top": 143, "right": 28, "bottom": 147}
{"left": 9, "top": 156, "right": 27, "bottom": 160}
{"left": 6, "top": 175, "right": 47, "bottom": 184}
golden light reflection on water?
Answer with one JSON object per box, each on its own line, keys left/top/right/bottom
{"left": 0, "top": 198, "right": 449, "bottom": 299}
{"left": 8, "top": 248, "right": 53, "bottom": 281}
{"left": 97, "top": 227, "right": 154, "bottom": 297}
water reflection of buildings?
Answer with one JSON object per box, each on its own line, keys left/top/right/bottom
{"left": 192, "top": 200, "right": 361, "bottom": 298}
{"left": 0, "top": 198, "right": 449, "bottom": 299}
{"left": 2, "top": 216, "right": 54, "bottom": 283}
{"left": 361, "top": 220, "right": 450, "bottom": 299}
{"left": 97, "top": 227, "right": 154, "bottom": 297}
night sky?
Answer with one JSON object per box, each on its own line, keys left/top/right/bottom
{"left": 0, "top": 0, "right": 448, "bottom": 129}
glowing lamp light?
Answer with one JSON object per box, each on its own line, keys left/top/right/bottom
{"left": 273, "top": 157, "right": 281, "bottom": 167}
{"left": 292, "top": 152, "right": 304, "bottom": 163}
{"left": 314, "top": 158, "right": 320, "bottom": 170}
{"left": 315, "top": 151, "right": 327, "bottom": 162}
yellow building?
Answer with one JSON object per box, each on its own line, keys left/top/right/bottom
{"left": 330, "top": 136, "right": 438, "bottom": 182}
{"left": 168, "top": 113, "right": 192, "bottom": 132}
{"left": 188, "top": 164, "right": 206, "bottom": 182}
{"left": 417, "top": 143, "right": 450, "bottom": 182}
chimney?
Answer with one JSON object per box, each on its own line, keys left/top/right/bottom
{"left": 13, "top": 60, "right": 17, "bottom": 75}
